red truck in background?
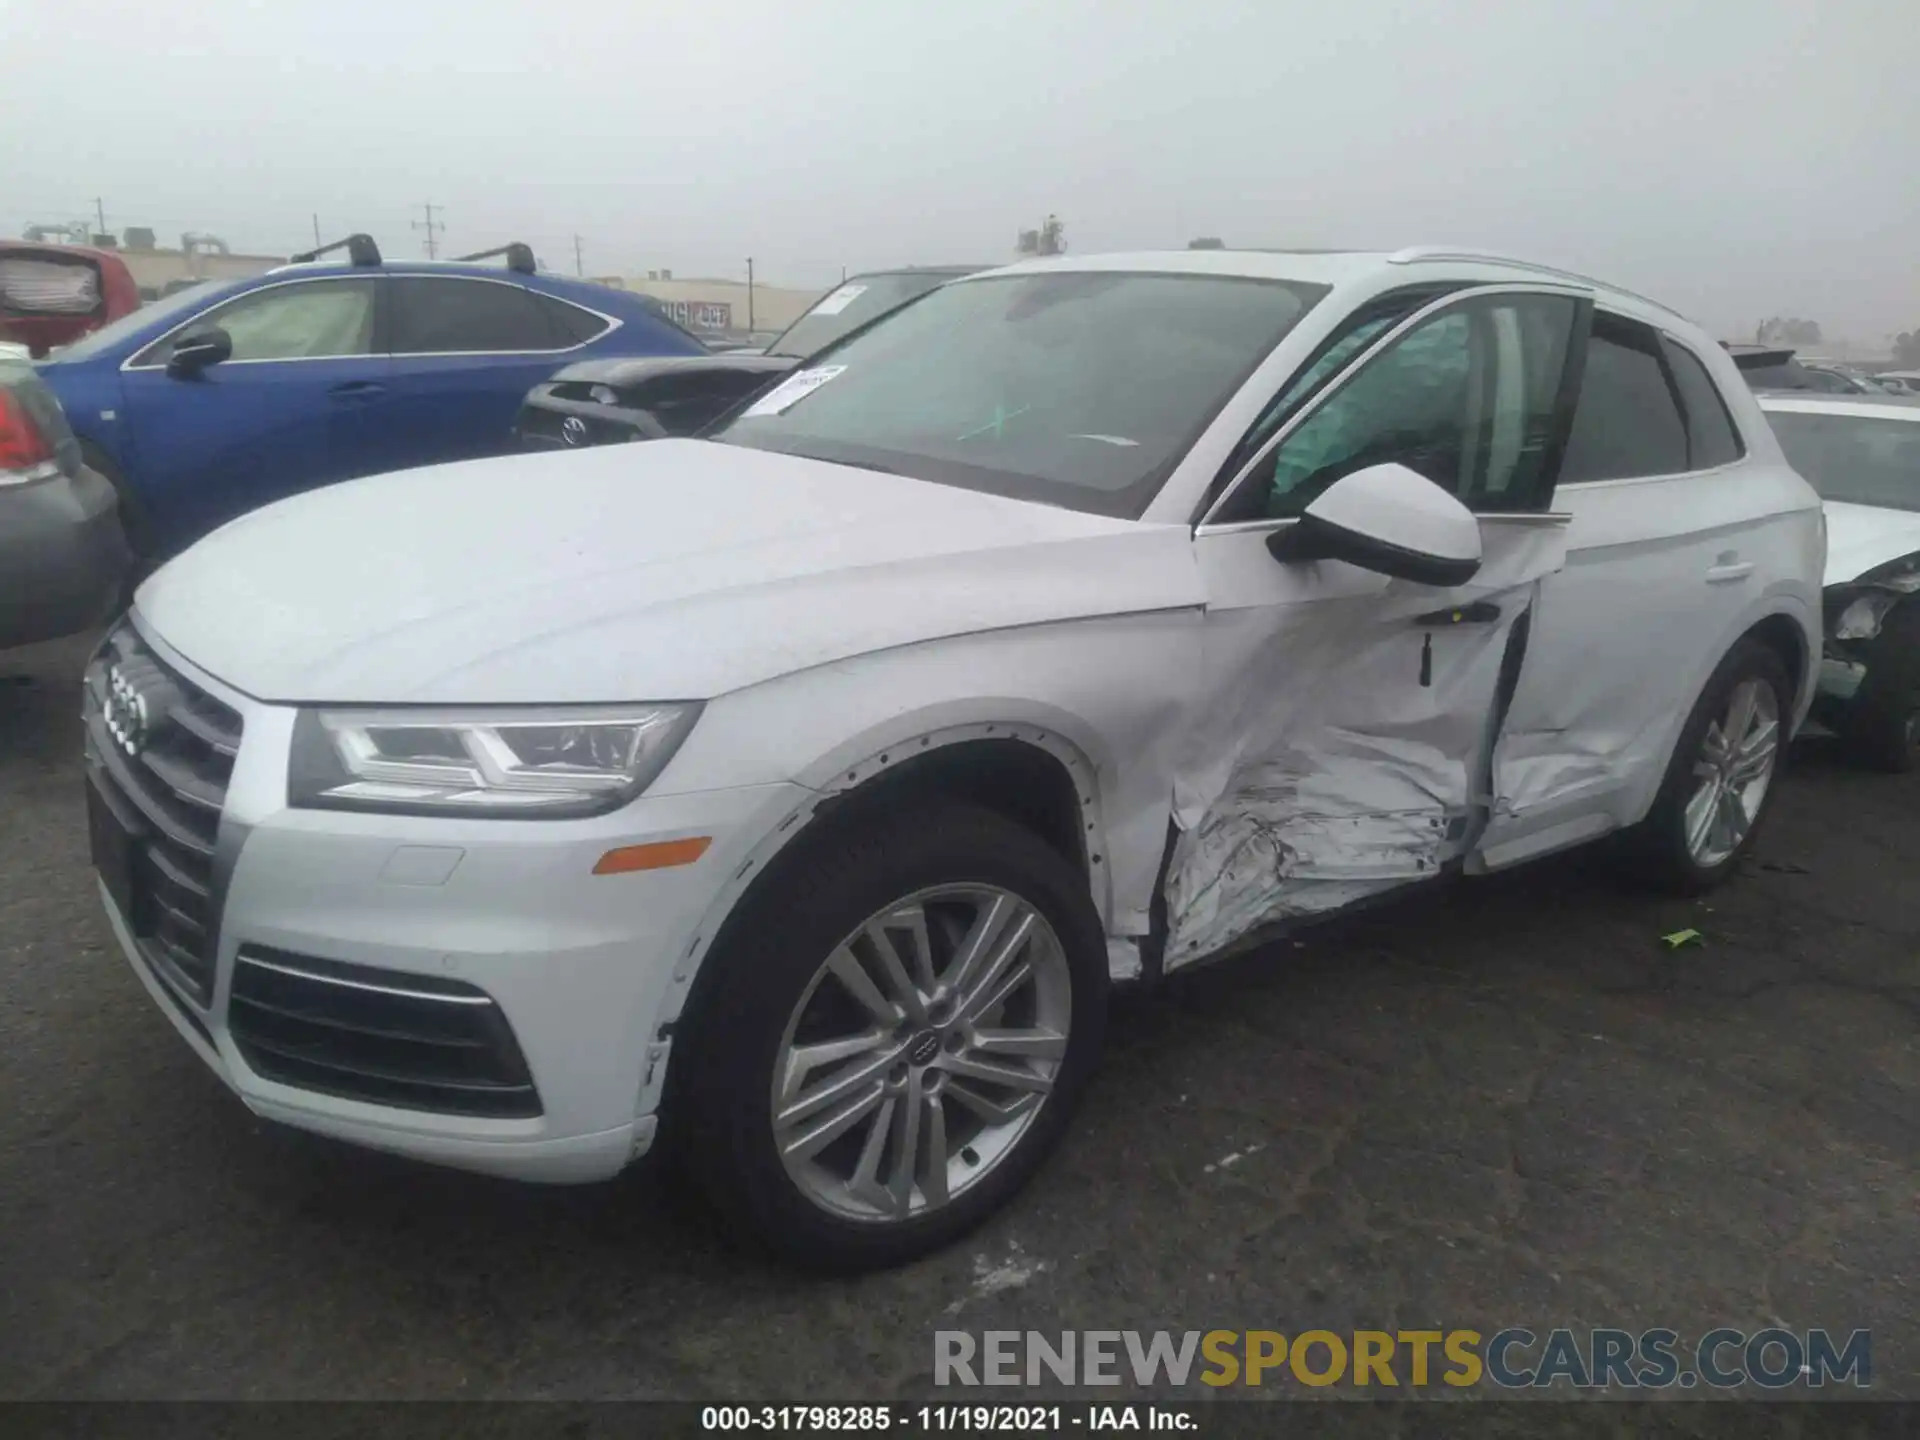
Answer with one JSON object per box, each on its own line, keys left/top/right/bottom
{"left": 0, "top": 243, "right": 142, "bottom": 358}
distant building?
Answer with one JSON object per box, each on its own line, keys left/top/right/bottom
{"left": 115, "top": 233, "right": 283, "bottom": 297}
{"left": 622, "top": 276, "right": 824, "bottom": 339}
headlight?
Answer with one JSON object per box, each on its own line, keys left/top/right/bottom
{"left": 289, "top": 704, "right": 701, "bottom": 818}
{"left": 1833, "top": 592, "right": 1897, "bottom": 642}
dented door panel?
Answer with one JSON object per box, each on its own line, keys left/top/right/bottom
{"left": 1164, "top": 519, "right": 1568, "bottom": 965}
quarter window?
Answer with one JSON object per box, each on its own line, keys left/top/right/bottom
{"left": 135, "top": 279, "right": 377, "bottom": 365}
{"left": 1660, "top": 337, "right": 1744, "bottom": 468}
{"left": 536, "top": 294, "right": 611, "bottom": 347}
{"left": 390, "top": 278, "right": 558, "bottom": 354}
{"left": 1222, "top": 292, "right": 1580, "bottom": 521}
{"left": 1559, "top": 315, "right": 1689, "bottom": 481}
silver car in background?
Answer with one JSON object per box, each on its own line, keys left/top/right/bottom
{"left": 1760, "top": 393, "right": 1920, "bottom": 770}
{"left": 0, "top": 356, "right": 130, "bottom": 652}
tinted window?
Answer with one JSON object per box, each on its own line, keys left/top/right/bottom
{"left": 1661, "top": 338, "right": 1744, "bottom": 468}
{"left": 391, "top": 278, "right": 556, "bottom": 353}
{"left": 1767, "top": 411, "right": 1920, "bottom": 512}
{"left": 137, "top": 279, "right": 377, "bottom": 364}
{"left": 1560, "top": 316, "right": 1688, "bottom": 481}
{"left": 716, "top": 272, "right": 1326, "bottom": 519}
{"left": 537, "top": 293, "right": 611, "bottom": 347}
{"left": 1227, "top": 293, "right": 1578, "bottom": 520}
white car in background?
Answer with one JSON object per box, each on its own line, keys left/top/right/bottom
{"left": 89, "top": 248, "right": 1822, "bottom": 1269}
{"left": 1759, "top": 393, "right": 1920, "bottom": 769}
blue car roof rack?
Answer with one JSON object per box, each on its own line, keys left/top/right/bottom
{"left": 453, "top": 242, "right": 537, "bottom": 275}
{"left": 288, "top": 233, "right": 382, "bottom": 266}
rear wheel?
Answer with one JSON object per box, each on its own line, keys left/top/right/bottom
{"left": 1844, "top": 601, "right": 1920, "bottom": 774}
{"left": 1623, "top": 637, "right": 1791, "bottom": 893}
{"left": 672, "top": 799, "right": 1107, "bottom": 1271}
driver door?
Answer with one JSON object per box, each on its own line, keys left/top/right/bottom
{"left": 118, "top": 276, "right": 387, "bottom": 552}
{"left": 1164, "top": 286, "right": 1590, "bottom": 965}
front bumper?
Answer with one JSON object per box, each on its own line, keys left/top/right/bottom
{"left": 97, "top": 623, "right": 809, "bottom": 1184}
{"left": 0, "top": 465, "right": 131, "bottom": 650}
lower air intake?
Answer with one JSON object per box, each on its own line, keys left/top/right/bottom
{"left": 228, "top": 948, "right": 541, "bottom": 1119}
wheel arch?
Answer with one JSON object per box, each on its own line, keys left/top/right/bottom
{"left": 637, "top": 720, "right": 1113, "bottom": 1125}
{"left": 1625, "top": 595, "right": 1817, "bottom": 827}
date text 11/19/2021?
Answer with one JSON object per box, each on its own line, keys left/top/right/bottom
{"left": 702, "top": 1406, "right": 1192, "bottom": 1432}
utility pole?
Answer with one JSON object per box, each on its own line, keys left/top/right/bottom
{"left": 572, "top": 234, "right": 585, "bottom": 278}
{"left": 312, "top": 214, "right": 322, "bottom": 247}
{"left": 746, "top": 256, "right": 755, "bottom": 332}
{"left": 413, "top": 202, "right": 443, "bottom": 259}
{"left": 93, "top": 197, "right": 108, "bottom": 240}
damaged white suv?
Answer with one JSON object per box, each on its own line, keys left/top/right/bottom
{"left": 88, "top": 249, "right": 1823, "bottom": 1269}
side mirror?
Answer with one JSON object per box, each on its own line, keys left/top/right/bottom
{"left": 167, "top": 327, "right": 232, "bottom": 378}
{"left": 1266, "top": 462, "right": 1481, "bottom": 586}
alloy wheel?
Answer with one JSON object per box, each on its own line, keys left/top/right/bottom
{"left": 1684, "top": 677, "right": 1781, "bottom": 868}
{"left": 771, "top": 884, "right": 1072, "bottom": 1225}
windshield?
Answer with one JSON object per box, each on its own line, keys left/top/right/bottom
{"left": 716, "top": 271, "right": 1325, "bottom": 517}
{"left": 768, "top": 272, "right": 962, "bottom": 358}
{"left": 1768, "top": 410, "right": 1920, "bottom": 512}
{"left": 44, "top": 281, "right": 220, "bottom": 362}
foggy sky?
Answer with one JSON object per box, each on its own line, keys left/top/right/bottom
{"left": 3, "top": 0, "right": 1914, "bottom": 342}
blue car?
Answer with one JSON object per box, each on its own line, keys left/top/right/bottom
{"left": 34, "top": 237, "right": 705, "bottom": 556}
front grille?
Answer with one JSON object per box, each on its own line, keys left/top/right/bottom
{"left": 82, "top": 624, "right": 242, "bottom": 1007}
{"left": 515, "top": 398, "right": 638, "bottom": 449}
{"left": 228, "top": 948, "right": 542, "bottom": 1118}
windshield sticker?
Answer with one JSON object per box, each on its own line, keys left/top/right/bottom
{"left": 743, "top": 364, "right": 848, "bottom": 417}
{"left": 809, "top": 284, "right": 869, "bottom": 317}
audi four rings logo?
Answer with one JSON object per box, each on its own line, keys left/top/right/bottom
{"left": 561, "top": 416, "right": 589, "bottom": 447}
{"left": 103, "top": 664, "right": 152, "bottom": 757}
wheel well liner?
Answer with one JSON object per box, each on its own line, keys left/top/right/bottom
{"left": 805, "top": 737, "right": 1091, "bottom": 878}
{"left": 1746, "top": 610, "right": 1809, "bottom": 704}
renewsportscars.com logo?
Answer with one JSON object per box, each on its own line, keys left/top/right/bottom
{"left": 934, "top": 1328, "right": 1872, "bottom": 1390}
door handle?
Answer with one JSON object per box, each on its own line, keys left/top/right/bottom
{"left": 328, "top": 381, "right": 386, "bottom": 401}
{"left": 1706, "top": 561, "right": 1755, "bottom": 585}
{"left": 1412, "top": 601, "right": 1502, "bottom": 626}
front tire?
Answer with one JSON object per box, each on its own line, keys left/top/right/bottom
{"left": 673, "top": 799, "right": 1108, "bottom": 1272}
{"left": 1624, "top": 637, "right": 1791, "bottom": 894}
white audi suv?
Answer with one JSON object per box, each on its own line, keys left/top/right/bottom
{"left": 85, "top": 247, "right": 1824, "bottom": 1269}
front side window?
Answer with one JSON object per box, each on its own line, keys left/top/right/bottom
{"left": 714, "top": 271, "right": 1326, "bottom": 518}
{"left": 1220, "top": 292, "right": 1580, "bottom": 521}
{"left": 133, "top": 279, "right": 377, "bottom": 365}
{"left": 1560, "top": 315, "right": 1689, "bottom": 481}
{"left": 390, "top": 278, "right": 557, "bottom": 354}
{"left": 1767, "top": 411, "right": 1920, "bottom": 512}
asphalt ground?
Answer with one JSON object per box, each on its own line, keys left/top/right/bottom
{"left": 2, "top": 629, "right": 1914, "bottom": 1408}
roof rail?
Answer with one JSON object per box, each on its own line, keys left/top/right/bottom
{"left": 1385, "top": 246, "right": 1691, "bottom": 323}
{"left": 288, "top": 233, "right": 381, "bottom": 266}
{"left": 452, "top": 242, "right": 537, "bottom": 275}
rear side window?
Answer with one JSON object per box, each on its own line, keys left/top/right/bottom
{"left": 536, "top": 294, "right": 611, "bottom": 347}
{"left": 390, "top": 278, "right": 558, "bottom": 354}
{"left": 1660, "top": 338, "right": 1744, "bottom": 468}
{"left": 1560, "top": 315, "right": 1689, "bottom": 481}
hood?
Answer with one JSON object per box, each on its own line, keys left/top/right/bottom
{"left": 1822, "top": 500, "right": 1920, "bottom": 586}
{"left": 550, "top": 354, "right": 794, "bottom": 388}
{"left": 136, "top": 440, "right": 1200, "bottom": 704}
